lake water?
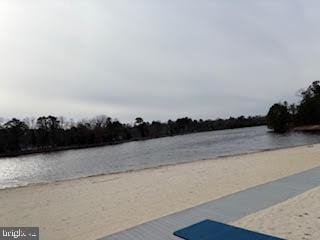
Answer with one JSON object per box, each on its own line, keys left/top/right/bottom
{"left": 0, "top": 126, "right": 320, "bottom": 189}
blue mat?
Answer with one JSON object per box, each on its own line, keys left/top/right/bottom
{"left": 174, "top": 220, "right": 284, "bottom": 240}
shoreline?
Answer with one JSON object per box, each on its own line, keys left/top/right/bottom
{"left": 0, "top": 142, "right": 317, "bottom": 191}
{"left": 293, "top": 124, "right": 320, "bottom": 132}
{"left": 0, "top": 125, "right": 267, "bottom": 159}
{"left": 2, "top": 123, "right": 320, "bottom": 160}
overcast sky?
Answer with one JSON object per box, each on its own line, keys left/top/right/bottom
{"left": 0, "top": 0, "right": 319, "bottom": 123}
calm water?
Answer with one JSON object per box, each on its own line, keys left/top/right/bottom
{"left": 0, "top": 126, "right": 320, "bottom": 189}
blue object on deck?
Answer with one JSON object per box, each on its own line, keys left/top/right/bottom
{"left": 174, "top": 220, "right": 284, "bottom": 240}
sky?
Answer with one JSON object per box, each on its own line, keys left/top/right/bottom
{"left": 0, "top": 0, "right": 320, "bottom": 123}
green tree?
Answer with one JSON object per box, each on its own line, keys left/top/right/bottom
{"left": 267, "top": 103, "right": 290, "bottom": 133}
{"left": 135, "top": 117, "right": 144, "bottom": 126}
{"left": 36, "top": 116, "right": 61, "bottom": 147}
{"left": 297, "top": 81, "right": 320, "bottom": 124}
{"left": 4, "top": 118, "right": 29, "bottom": 151}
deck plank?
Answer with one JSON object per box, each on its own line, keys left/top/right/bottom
{"left": 99, "top": 166, "right": 320, "bottom": 240}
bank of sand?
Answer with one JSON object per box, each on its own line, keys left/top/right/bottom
{"left": 0, "top": 144, "right": 319, "bottom": 240}
{"left": 234, "top": 186, "right": 320, "bottom": 240}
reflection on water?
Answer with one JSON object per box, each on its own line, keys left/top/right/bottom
{"left": 0, "top": 126, "right": 320, "bottom": 189}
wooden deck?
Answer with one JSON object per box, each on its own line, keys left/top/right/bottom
{"left": 99, "top": 166, "right": 320, "bottom": 240}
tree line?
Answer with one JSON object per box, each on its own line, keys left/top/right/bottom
{"left": 267, "top": 81, "right": 320, "bottom": 133}
{"left": 0, "top": 115, "right": 265, "bottom": 156}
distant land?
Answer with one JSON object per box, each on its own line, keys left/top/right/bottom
{"left": 0, "top": 114, "right": 266, "bottom": 157}
{"left": 267, "top": 81, "right": 320, "bottom": 133}
{"left": 1, "top": 81, "right": 319, "bottom": 158}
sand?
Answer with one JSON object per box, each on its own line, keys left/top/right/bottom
{"left": 234, "top": 186, "right": 320, "bottom": 240}
{"left": 0, "top": 144, "right": 319, "bottom": 240}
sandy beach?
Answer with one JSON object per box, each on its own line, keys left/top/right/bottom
{"left": 0, "top": 144, "right": 319, "bottom": 240}
{"left": 234, "top": 186, "right": 320, "bottom": 240}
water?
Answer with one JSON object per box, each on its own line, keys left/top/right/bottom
{"left": 0, "top": 126, "right": 320, "bottom": 189}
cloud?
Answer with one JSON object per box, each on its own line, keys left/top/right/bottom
{"left": 0, "top": 0, "right": 319, "bottom": 122}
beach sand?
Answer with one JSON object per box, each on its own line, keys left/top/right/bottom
{"left": 234, "top": 186, "right": 320, "bottom": 240}
{"left": 0, "top": 144, "right": 319, "bottom": 240}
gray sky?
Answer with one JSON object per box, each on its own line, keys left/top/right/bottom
{"left": 0, "top": 0, "right": 319, "bottom": 123}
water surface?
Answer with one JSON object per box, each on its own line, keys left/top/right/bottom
{"left": 0, "top": 126, "right": 320, "bottom": 189}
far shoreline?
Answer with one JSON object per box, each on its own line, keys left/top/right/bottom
{"left": 0, "top": 125, "right": 267, "bottom": 159}
{"left": 1, "top": 124, "right": 319, "bottom": 159}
